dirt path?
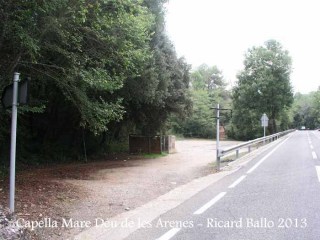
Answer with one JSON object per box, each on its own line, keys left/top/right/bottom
{"left": 61, "top": 139, "right": 241, "bottom": 239}
{"left": 0, "top": 139, "right": 241, "bottom": 239}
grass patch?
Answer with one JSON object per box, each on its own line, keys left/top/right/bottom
{"left": 142, "top": 152, "right": 168, "bottom": 159}
{"left": 221, "top": 152, "right": 248, "bottom": 163}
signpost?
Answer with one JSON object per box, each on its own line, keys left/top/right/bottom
{"left": 212, "top": 104, "right": 232, "bottom": 171}
{"left": 1, "top": 77, "right": 29, "bottom": 109}
{"left": 216, "top": 104, "right": 220, "bottom": 171}
{"left": 1, "top": 72, "right": 29, "bottom": 212}
{"left": 9, "top": 72, "right": 19, "bottom": 212}
{"left": 261, "top": 113, "right": 269, "bottom": 144}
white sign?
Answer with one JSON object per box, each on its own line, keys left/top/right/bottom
{"left": 261, "top": 113, "right": 269, "bottom": 127}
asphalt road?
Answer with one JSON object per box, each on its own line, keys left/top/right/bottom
{"left": 125, "top": 130, "right": 320, "bottom": 240}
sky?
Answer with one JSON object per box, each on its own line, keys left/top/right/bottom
{"left": 165, "top": 0, "right": 320, "bottom": 93}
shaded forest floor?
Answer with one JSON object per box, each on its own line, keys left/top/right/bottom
{"left": 0, "top": 139, "right": 241, "bottom": 239}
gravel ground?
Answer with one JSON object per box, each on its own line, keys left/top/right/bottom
{"left": 61, "top": 139, "right": 241, "bottom": 239}
{"left": 0, "top": 139, "right": 241, "bottom": 239}
{"left": 0, "top": 206, "right": 34, "bottom": 240}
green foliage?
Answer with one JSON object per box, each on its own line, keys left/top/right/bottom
{"left": 289, "top": 90, "right": 320, "bottom": 129}
{"left": 313, "top": 89, "right": 320, "bottom": 127}
{"left": 171, "top": 64, "right": 231, "bottom": 139}
{"left": 118, "top": 1, "right": 192, "bottom": 136}
{"left": 0, "top": 0, "right": 191, "bottom": 164}
{"left": 143, "top": 152, "right": 168, "bottom": 159}
{"left": 178, "top": 90, "right": 215, "bottom": 138}
{"left": 231, "top": 40, "right": 294, "bottom": 140}
{"left": 191, "top": 64, "right": 226, "bottom": 91}
{"left": 1, "top": 0, "right": 154, "bottom": 132}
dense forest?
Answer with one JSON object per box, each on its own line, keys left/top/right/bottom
{"left": 1, "top": 1, "right": 319, "bottom": 170}
{"left": 289, "top": 91, "right": 320, "bottom": 130}
{"left": 0, "top": 0, "right": 191, "bottom": 166}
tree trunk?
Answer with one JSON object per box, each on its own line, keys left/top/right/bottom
{"left": 268, "top": 118, "right": 277, "bottom": 134}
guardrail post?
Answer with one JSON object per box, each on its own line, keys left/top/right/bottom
{"left": 248, "top": 146, "right": 251, "bottom": 153}
{"left": 236, "top": 149, "right": 239, "bottom": 159}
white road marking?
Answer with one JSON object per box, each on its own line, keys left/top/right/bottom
{"left": 316, "top": 166, "right": 320, "bottom": 182}
{"left": 156, "top": 228, "right": 181, "bottom": 240}
{"left": 310, "top": 145, "right": 314, "bottom": 149}
{"left": 247, "top": 136, "right": 292, "bottom": 174}
{"left": 312, "top": 151, "right": 318, "bottom": 159}
{"left": 228, "top": 175, "right": 247, "bottom": 188}
{"left": 193, "top": 192, "right": 227, "bottom": 215}
{"left": 247, "top": 158, "right": 266, "bottom": 174}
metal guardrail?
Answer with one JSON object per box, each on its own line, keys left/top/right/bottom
{"left": 219, "top": 129, "right": 295, "bottom": 160}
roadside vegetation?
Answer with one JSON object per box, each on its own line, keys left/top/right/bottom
{"left": 0, "top": 0, "right": 319, "bottom": 172}
{"left": 0, "top": 0, "right": 191, "bottom": 169}
{"left": 171, "top": 40, "right": 320, "bottom": 141}
{"left": 289, "top": 91, "right": 320, "bottom": 130}
{"left": 1, "top": 2, "right": 320, "bottom": 240}
{"left": 143, "top": 153, "right": 168, "bottom": 159}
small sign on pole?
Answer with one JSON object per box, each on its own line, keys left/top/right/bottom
{"left": 1, "top": 72, "right": 30, "bottom": 213}
{"left": 261, "top": 113, "right": 269, "bottom": 143}
{"left": 1, "top": 77, "right": 29, "bottom": 109}
{"left": 261, "top": 113, "right": 269, "bottom": 127}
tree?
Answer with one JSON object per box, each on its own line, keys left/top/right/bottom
{"left": 0, "top": 1, "right": 154, "bottom": 159}
{"left": 289, "top": 90, "right": 320, "bottom": 129}
{"left": 231, "top": 40, "right": 293, "bottom": 140}
{"left": 191, "top": 64, "right": 225, "bottom": 91}
{"left": 171, "top": 65, "right": 231, "bottom": 138}
{"left": 0, "top": 0, "right": 192, "bottom": 163}
{"left": 313, "top": 89, "right": 320, "bottom": 127}
{"left": 114, "top": 0, "right": 192, "bottom": 136}
{"left": 0, "top": 0, "right": 154, "bottom": 131}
